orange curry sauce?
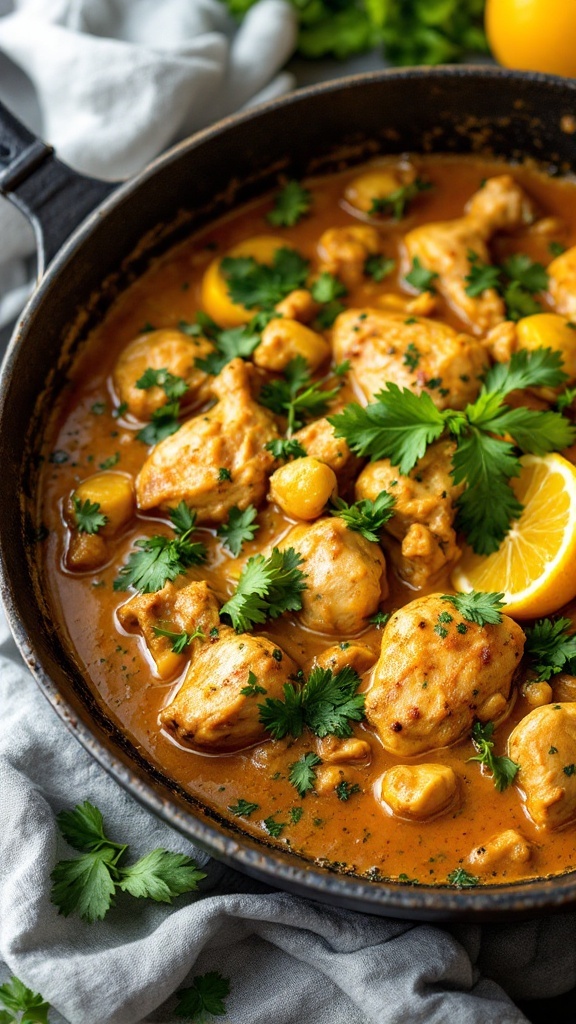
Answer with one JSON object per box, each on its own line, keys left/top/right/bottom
{"left": 38, "top": 157, "right": 576, "bottom": 885}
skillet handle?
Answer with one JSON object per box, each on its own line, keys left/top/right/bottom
{"left": 0, "top": 99, "right": 116, "bottom": 277}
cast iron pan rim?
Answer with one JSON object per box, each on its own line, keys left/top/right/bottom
{"left": 3, "top": 65, "right": 576, "bottom": 918}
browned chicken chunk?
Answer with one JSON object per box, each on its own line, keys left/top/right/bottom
{"left": 332, "top": 309, "right": 488, "bottom": 410}
{"left": 160, "top": 629, "right": 297, "bottom": 752}
{"left": 112, "top": 328, "right": 213, "bottom": 419}
{"left": 508, "top": 703, "right": 576, "bottom": 829}
{"left": 548, "top": 245, "right": 576, "bottom": 320}
{"left": 366, "top": 594, "right": 525, "bottom": 756}
{"left": 466, "top": 829, "right": 534, "bottom": 875}
{"left": 380, "top": 763, "right": 459, "bottom": 821}
{"left": 292, "top": 416, "right": 360, "bottom": 486}
{"left": 136, "top": 358, "right": 278, "bottom": 522}
{"left": 317, "top": 225, "right": 381, "bottom": 289}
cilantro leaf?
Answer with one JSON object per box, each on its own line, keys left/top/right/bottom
{"left": 330, "top": 489, "right": 395, "bottom": 542}
{"left": 447, "top": 868, "right": 480, "bottom": 888}
{"left": 118, "top": 850, "right": 205, "bottom": 902}
{"left": 288, "top": 752, "right": 321, "bottom": 796}
{"left": 364, "top": 255, "right": 395, "bottom": 281}
{"left": 0, "top": 978, "right": 50, "bottom": 1024}
{"left": 51, "top": 848, "right": 119, "bottom": 923}
{"left": 404, "top": 256, "right": 438, "bottom": 293}
{"left": 175, "top": 972, "right": 230, "bottom": 1019}
{"left": 451, "top": 429, "right": 524, "bottom": 554}
{"left": 217, "top": 504, "right": 259, "bottom": 557}
{"left": 468, "top": 721, "right": 520, "bottom": 792}
{"left": 136, "top": 367, "right": 188, "bottom": 400}
{"left": 267, "top": 181, "right": 311, "bottom": 227}
{"left": 265, "top": 437, "right": 307, "bottom": 461}
{"left": 464, "top": 250, "right": 501, "bottom": 297}
{"left": 369, "top": 178, "right": 431, "bottom": 220}
{"left": 335, "top": 780, "right": 361, "bottom": 801}
{"left": 483, "top": 346, "right": 568, "bottom": 394}
{"left": 220, "top": 247, "right": 309, "bottom": 310}
{"left": 73, "top": 497, "right": 108, "bottom": 535}
{"left": 502, "top": 280, "right": 542, "bottom": 321}
{"left": 556, "top": 386, "right": 576, "bottom": 413}
{"left": 259, "top": 355, "right": 339, "bottom": 434}
{"left": 135, "top": 367, "right": 189, "bottom": 445}
{"left": 314, "top": 300, "right": 347, "bottom": 329}
{"left": 169, "top": 501, "right": 197, "bottom": 536}
{"left": 502, "top": 253, "right": 548, "bottom": 293}
{"left": 240, "top": 671, "right": 267, "bottom": 696}
{"left": 56, "top": 800, "right": 124, "bottom": 854}
{"left": 152, "top": 626, "right": 205, "bottom": 653}
{"left": 258, "top": 665, "right": 365, "bottom": 740}
{"left": 228, "top": 799, "right": 259, "bottom": 817}
{"left": 310, "top": 272, "right": 347, "bottom": 304}
{"left": 549, "top": 241, "right": 566, "bottom": 257}
{"left": 524, "top": 617, "right": 576, "bottom": 681}
{"left": 220, "top": 546, "right": 307, "bottom": 632}
{"left": 440, "top": 591, "right": 505, "bottom": 626}
{"left": 195, "top": 313, "right": 268, "bottom": 376}
{"left": 264, "top": 816, "right": 287, "bottom": 838}
{"left": 114, "top": 504, "right": 206, "bottom": 594}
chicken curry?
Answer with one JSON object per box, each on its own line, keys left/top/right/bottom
{"left": 38, "top": 155, "right": 576, "bottom": 887}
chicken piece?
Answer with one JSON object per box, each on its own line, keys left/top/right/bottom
{"left": 380, "top": 763, "right": 459, "bottom": 821}
{"left": 274, "top": 288, "right": 319, "bottom": 323}
{"left": 317, "top": 225, "right": 381, "bottom": 289}
{"left": 355, "top": 440, "right": 464, "bottom": 588}
{"left": 112, "top": 328, "right": 213, "bottom": 420}
{"left": 281, "top": 517, "right": 387, "bottom": 635}
{"left": 292, "top": 417, "right": 361, "bottom": 486}
{"left": 317, "top": 734, "right": 372, "bottom": 765}
{"left": 365, "top": 594, "right": 525, "bottom": 756}
{"left": 548, "top": 245, "right": 576, "bottom": 319}
{"left": 404, "top": 175, "right": 534, "bottom": 336}
{"left": 117, "top": 580, "right": 220, "bottom": 679}
{"left": 376, "top": 292, "right": 438, "bottom": 318}
{"left": 332, "top": 309, "right": 488, "bottom": 410}
{"left": 466, "top": 830, "right": 534, "bottom": 874}
{"left": 160, "top": 629, "right": 298, "bottom": 752}
{"left": 254, "top": 318, "right": 330, "bottom": 373}
{"left": 136, "top": 358, "right": 278, "bottom": 523}
{"left": 306, "top": 641, "right": 377, "bottom": 678}
{"left": 508, "top": 703, "right": 576, "bottom": 829}
{"left": 314, "top": 764, "right": 357, "bottom": 795}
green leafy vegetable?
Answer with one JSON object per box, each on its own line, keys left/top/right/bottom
{"left": 240, "top": 671, "right": 267, "bottom": 697}
{"left": 330, "top": 490, "right": 395, "bottom": 543}
{"left": 369, "top": 178, "right": 431, "bottom": 220}
{"left": 175, "top": 972, "right": 230, "bottom": 1019}
{"left": 369, "top": 611, "right": 390, "bottom": 628}
{"left": 220, "top": 247, "right": 309, "bottom": 310}
{"left": 447, "top": 867, "right": 480, "bottom": 888}
{"left": 364, "top": 255, "right": 395, "bottom": 281}
{"left": 265, "top": 437, "right": 308, "bottom": 461}
{"left": 217, "top": 504, "right": 259, "bottom": 557}
{"left": 549, "top": 241, "right": 566, "bottom": 257}
{"left": 556, "top": 386, "right": 576, "bottom": 413}
{"left": 220, "top": 546, "right": 307, "bottom": 631}
{"left": 502, "top": 254, "right": 549, "bottom": 294}
{"left": 259, "top": 355, "right": 340, "bottom": 434}
{"left": 258, "top": 665, "right": 365, "bottom": 740}
{"left": 114, "top": 501, "right": 207, "bottom": 594}
{"left": 50, "top": 801, "right": 205, "bottom": 923}
{"left": 440, "top": 591, "right": 505, "bottom": 626}
{"left": 467, "top": 721, "right": 520, "bottom": 792}
{"left": 404, "top": 256, "right": 438, "bottom": 293}
{"left": 73, "top": 497, "right": 108, "bottom": 535}
{"left": 264, "top": 816, "right": 287, "bottom": 838}
{"left": 135, "top": 367, "right": 188, "bottom": 400}
{"left": 194, "top": 311, "right": 270, "bottom": 375}
{"left": 314, "top": 300, "right": 347, "bottom": 329}
{"left": 464, "top": 251, "right": 549, "bottom": 320}
{"left": 289, "top": 752, "right": 322, "bottom": 796}
{"left": 228, "top": 799, "right": 259, "bottom": 817}
{"left": 135, "top": 367, "right": 189, "bottom": 445}
{"left": 151, "top": 626, "right": 205, "bottom": 654}
{"left": 524, "top": 617, "right": 576, "bottom": 681}
{"left": 310, "top": 272, "right": 347, "bottom": 304}
{"left": 0, "top": 977, "right": 50, "bottom": 1024}
{"left": 267, "top": 181, "right": 312, "bottom": 227}
{"left": 464, "top": 250, "right": 501, "bottom": 297}
{"left": 335, "top": 780, "right": 361, "bottom": 801}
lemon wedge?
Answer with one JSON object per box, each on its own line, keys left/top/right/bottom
{"left": 451, "top": 453, "right": 576, "bottom": 619}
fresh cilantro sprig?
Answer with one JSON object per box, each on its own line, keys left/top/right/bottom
{"left": 440, "top": 592, "right": 505, "bottom": 626}
{"left": 311, "top": 272, "right": 347, "bottom": 304}
{"left": 50, "top": 801, "right": 205, "bottom": 923}
{"left": 524, "top": 617, "right": 576, "bottom": 681}
{"left": 0, "top": 977, "right": 50, "bottom": 1024}
{"left": 228, "top": 799, "right": 259, "bottom": 817}
{"left": 240, "top": 671, "right": 267, "bottom": 696}
{"left": 191, "top": 310, "right": 271, "bottom": 376}
{"left": 135, "top": 367, "right": 189, "bottom": 445}
{"left": 404, "top": 257, "right": 438, "bottom": 293}
{"left": 267, "top": 181, "right": 311, "bottom": 227}
{"left": 113, "top": 501, "right": 207, "bottom": 594}
{"left": 464, "top": 250, "right": 548, "bottom": 321}
{"left": 447, "top": 867, "right": 480, "bottom": 888}
{"left": 364, "top": 255, "right": 395, "bottom": 282}
{"left": 329, "top": 348, "right": 576, "bottom": 554}
{"left": 217, "top": 504, "right": 259, "bottom": 557}
{"left": 259, "top": 355, "right": 340, "bottom": 435}
{"left": 265, "top": 437, "right": 307, "bottom": 461}
{"left": 556, "top": 386, "right": 576, "bottom": 413}
{"left": 73, "top": 497, "right": 108, "bottom": 535}
{"left": 464, "top": 250, "right": 501, "bottom": 297}
{"left": 369, "top": 177, "right": 431, "bottom": 220}
{"left": 175, "top": 971, "right": 230, "bottom": 1020}
{"left": 467, "top": 721, "right": 520, "bottom": 792}
{"left": 330, "top": 490, "right": 395, "bottom": 543}
{"left": 220, "top": 247, "right": 309, "bottom": 310}
{"left": 289, "top": 752, "right": 322, "bottom": 796}
{"left": 335, "top": 780, "right": 361, "bottom": 801}
{"left": 152, "top": 626, "right": 205, "bottom": 654}
{"left": 220, "top": 546, "right": 307, "bottom": 631}
{"left": 258, "top": 665, "right": 365, "bottom": 740}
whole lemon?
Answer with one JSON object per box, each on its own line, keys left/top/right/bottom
{"left": 486, "top": 0, "right": 576, "bottom": 77}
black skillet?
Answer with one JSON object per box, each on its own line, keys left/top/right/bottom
{"left": 1, "top": 67, "right": 576, "bottom": 922}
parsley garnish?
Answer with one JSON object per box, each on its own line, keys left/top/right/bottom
{"left": 228, "top": 799, "right": 259, "bottom": 817}
{"left": 440, "top": 591, "right": 505, "bottom": 626}
{"left": 369, "top": 178, "right": 431, "bottom": 220}
{"left": 464, "top": 250, "right": 501, "bottom": 297}
{"left": 364, "top": 255, "right": 395, "bottom": 281}
{"left": 136, "top": 367, "right": 188, "bottom": 400}
{"left": 264, "top": 816, "right": 286, "bottom": 838}
{"left": 333, "top": 360, "right": 351, "bottom": 377}
{"left": 335, "top": 780, "right": 361, "bottom": 801}
{"left": 240, "top": 671, "right": 267, "bottom": 697}
{"left": 217, "top": 504, "right": 259, "bottom": 557}
{"left": 50, "top": 801, "right": 205, "bottom": 923}
{"left": 311, "top": 272, "right": 347, "bottom": 305}
{"left": 113, "top": 501, "right": 207, "bottom": 594}
{"left": 447, "top": 868, "right": 479, "bottom": 888}
{"left": 369, "top": 611, "right": 390, "bottom": 628}
{"left": 220, "top": 546, "right": 307, "bottom": 632}
{"left": 194, "top": 310, "right": 269, "bottom": 375}
{"left": 289, "top": 806, "right": 304, "bottom": 824}
{"left": 556, "top": 386, "right": 576, "bottom": 413}
{"left": 289, "top": 752, "right": 322, "bottom": 796}
{"left": 549, "top": 241, "right": 566, "bottom": 257}
{"left": 135, "top": 367, "right": 189, "bottom": 445}
{"left": 220, "top": 247, "right": 309, "bottom": 310}
{"left": 464, "top": 251, "right": 548, "bottom": 320}
{"left": 258, "top": 665, "right": 365, "bottom": 740}
{"left": 265, "top": 437, "right": 307, "bottom": 461}
{"left": 524, "top": 617, "right": 576, "bottom": 680}
{"left": 175, "top": 971, "right": 230, "bottom": 1019}
{"left": 151, "top": 626, "right": 205, "bottom": 654}
{"left": 403, "top": 341, "right": 421, "bottom": 370}
{"left": 259, "top": 355, "right": 340, "bottom": 434}
{"left": 404, "top": 256, "right": 438, "bottom": 293}
{"left": 329, "top": 348, "right": 575, "bottom": 554}
{"left": 0, "top": 977, "right": 50, "bottom": 1024}
{"left": 99, "top": 452, "right": 120, "bottom": 470}
{"left": 468, "top": 721, "right": 520, "bottom": 792}
{"left": 218, "top": 467, "right": 232, "bottom": 482}
{"left": 73, "top": 497, "right": 108, "bottom": 535}
{"left": 314, "top": 300, "right": 347, "bottom": 329}
{"left": 502, "top": 253, "right": 548, "bottom": 293}
{"left": 330, "top": 490, "right": 395, "bottom": 543}
{"left": 267, "top": 180, "right": 311, "bottom": 227}
{"left": 564, "top": 764, "right": 576, "bottom": 777}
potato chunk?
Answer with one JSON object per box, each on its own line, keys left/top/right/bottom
{"left": 281, "top": 517, "right": 387, "bottom": 635}
{"left": 269, "top": 456, "right": 337, "bottom": 521}
{"left": 65, "top": 471, "right": 135, "bottom": 572}
{"left": 508, "top": 702, "right": 576, "bottom": 829}
{"left": 365, "top": 594, "right": 525, "bottom": 756}
{"left": 160, "top": 629, "right": 298, "bottom": 752}
{"left": 254, "top": 318, "right": 329, "bottom": 373}
{"left": 317, "top": 226, "right": 381, "bottom": 288}
{"left": 380, "top": 763, "right": 458, "bottom": 820}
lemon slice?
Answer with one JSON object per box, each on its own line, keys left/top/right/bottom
{"left": 451, "top": 453, "right": 576, "bottom": 619}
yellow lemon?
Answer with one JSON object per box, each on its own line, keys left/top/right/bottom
{"left": 451, "top": 453, "right": 576, "bottom": 619}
